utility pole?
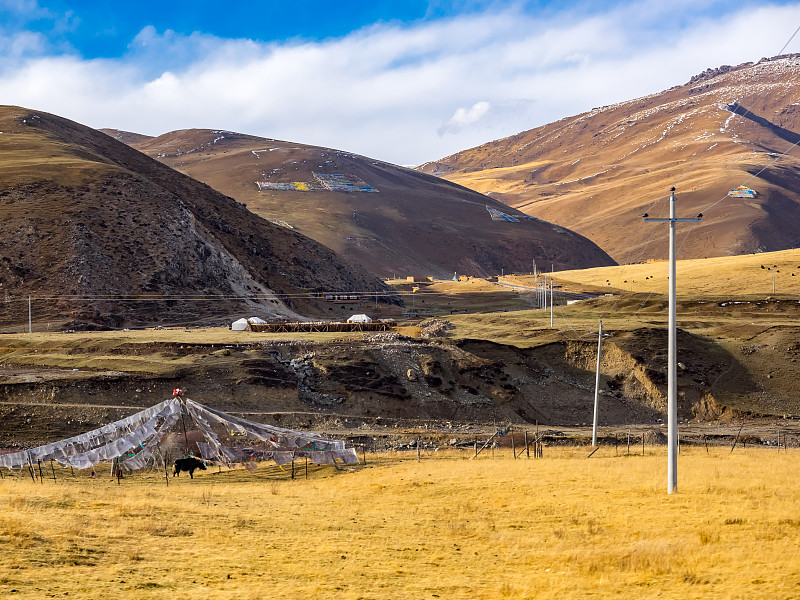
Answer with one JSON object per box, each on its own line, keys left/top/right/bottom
{"left": 543, "top": 275, "right": 547, "bottom": 311}
{"left": 550, "top": 277, "right": 553, "bottom": 328}
{"left": 591, "top": 321, "right": 603, "bottom": 447}
{"left": 28, "top": 296, "right": 32, "bottom": 334}
{"left": 644, "top": 188, "right": 701, "bottom": 494}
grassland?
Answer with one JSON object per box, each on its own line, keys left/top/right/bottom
{"left": 387, "top": 277, "right": 532, "bottom": 316}
{"left": 1, "top": 448, "right": 799, "bottom": 599}
{"left": 500, "top": 248, "right": 800, "bottom": 297}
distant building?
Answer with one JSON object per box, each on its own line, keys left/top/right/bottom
{"left": 324, "top": 293, "right": 360, "bottom": 303}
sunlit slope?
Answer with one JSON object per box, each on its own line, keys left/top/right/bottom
{"left": 530, "top": 247, "right": 800, "bottom": 296}
{"left": 112, "top": 128, "right": 615, "bottom": 278}
{"left": 419, "top": 55, "right": 800, "bottom": 263}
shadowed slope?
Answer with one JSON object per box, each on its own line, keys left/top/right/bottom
{"left": 0, "top": 107, "right": 396, "bottom": 329}
{"left": 117, "top": 129, "right": 615, "bottom": 278}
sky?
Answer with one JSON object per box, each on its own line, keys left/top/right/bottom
{"left": 1, "top": 0, "right": 800, "bottom": 165}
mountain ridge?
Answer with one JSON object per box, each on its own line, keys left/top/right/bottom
{"left": 104, "top": 128, "right": 616, "bottom": 278}
{"left": 0, "top": 106, "right": 397, "bottom": 329}
{"left": 417, "top": 54, "right": 800, "bottom": 263}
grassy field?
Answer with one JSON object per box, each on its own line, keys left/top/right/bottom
{"left": 509, "top": 247, "right": 800, "bottom": 296}
{"left": 1, "top": 448, "right": 799, "bottom": 599}
{"left": 387, "top": 277, "right": 532, "bottom": 315}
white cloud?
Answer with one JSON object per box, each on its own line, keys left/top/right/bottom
{"left": 0, "top": 2, "right": 799, "bottom": 165}
{"left": 439, "top": 101, "right": 491, "bottom": 134}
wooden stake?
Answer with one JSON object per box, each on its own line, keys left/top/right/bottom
{"left": 417, "top": 440, "right": 421, "bottom": 461}
{"left": 511, "top": 432, "right": 516, "bottom": 459}
{"left": 642, "top": 433, "right": 645, "bottom": 456}
{"left": 37, "top": 460, "right": 44, "bottom": 483}
{"left": 291, "top": 459, "right": 295, "bottom": 480}
{"left": 305, "top": 457, "right": 309, "bottom": 479}
{"left": 157, "top": 442, "right": 169, "bottom": 487}
{"left": 627, "top": 429, "right": 631, "bottom": 454}
{"left": 525, "top": 431, "right": 530, "bottom": 458}
{"left": 778, "top": 429, "right": 781, "bottom": 453}
{"left": 704, "top": 435, "right": 709, "bottom": 453}
{"left": 50, "top": 460, "right": 57, "bottom": 483}
{"left": 730, "top": 423, "right": 745, "bottom": 454}
{"left": 473, "top": 431, "right": 500, "bottom": 459}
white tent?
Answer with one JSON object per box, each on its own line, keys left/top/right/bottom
{"left": 231, "top": 316, "right": 268, "bottom": 331}
{"left": 231, "top": 318, "right": 249, "bottom": 331}
{"left": 347, "top": 314, "right": 372, "bottom": 323}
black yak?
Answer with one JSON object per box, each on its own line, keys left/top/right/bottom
{"left": 173, "top": 457, "right": 207, "bottom": 479}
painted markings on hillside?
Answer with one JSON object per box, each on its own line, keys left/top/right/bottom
{"left": 256, "top": 172, "right": 379, "bottom": 193}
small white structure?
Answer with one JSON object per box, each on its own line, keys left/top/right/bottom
{"left": 347, "top": 314, "right": 372, "bottom": 324}
{"left": 231, "top": 318, "right": 249, "bottom": 331}
{"left": 231, "top": 316, "right": 268, "bottom": 331}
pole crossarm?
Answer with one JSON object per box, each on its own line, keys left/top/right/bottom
{"left": 643, "top": 218, "right": 702, "bottom": 223}
{"left": 643, "top": 188, "right": 701, "bottom": 495}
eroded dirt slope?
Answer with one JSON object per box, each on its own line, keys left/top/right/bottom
{"left": 1, "top": 326, "right": 781, "bottom": 447}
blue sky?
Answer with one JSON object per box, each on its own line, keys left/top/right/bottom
{"left": 4, "top": 1, "right": 522, "bottom": 56}
{"left": 1, "top": 1, "right": 799, "bottom": 164}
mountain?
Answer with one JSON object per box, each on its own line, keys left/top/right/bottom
{"left": 102, "top": 128, "right": 615, "bottom": 278}
{"left": 418, "top": 54, "right": 800, "bottom": 263}
{"left": 0, "top": 107, "right": 397, "bottom": 329}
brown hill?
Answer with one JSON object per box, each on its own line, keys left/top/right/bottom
{"left": 116, "top": 129, "right": 615, "bottom": 278}
{"left": 99, "top": 128, "right": 154, "bottom": 145}
{"left": 0, "top": 107, "right": 397, "bottom": 329}
{"left": 418, "top": 55, "right": 800, "bottom": 263}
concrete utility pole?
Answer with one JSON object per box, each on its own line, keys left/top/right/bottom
{"left": 644, "top": 188, "right": 701, "bottom": 494}
{"left": 543, "top": 275, "right": 547, "bottom": 311}
{"left": 592, "top": 321, "right": 603, "bottom": 447}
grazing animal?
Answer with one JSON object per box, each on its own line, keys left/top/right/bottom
{"left": 173, "top": 457, "right": 207, "bottom": 479}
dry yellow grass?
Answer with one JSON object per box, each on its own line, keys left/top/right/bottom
{"left": 386, "top": 278, "right": 531, "bottom": 315}
{"left": 1, "top": 448, "right": 798, "bottom": 599}
{"left": 516, "top": 248, "right": 800, "bottom": 296}
{"left": 0, "top": 329, "right": 368, "bottom": 374}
